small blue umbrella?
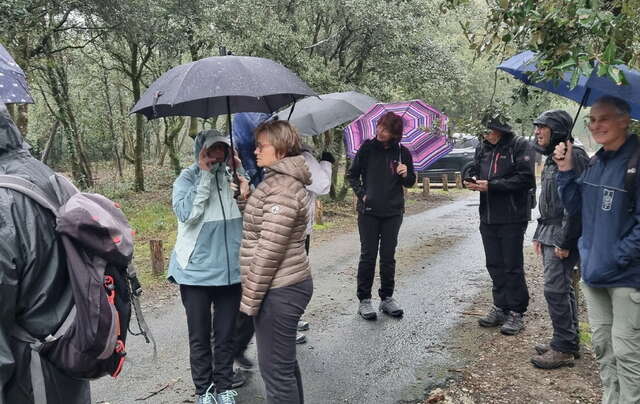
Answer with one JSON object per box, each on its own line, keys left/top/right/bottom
{"left": 0, "top": 44, "right": 34, "bottom": 104}
{"left": 498, "top": 51, "right": 640, "bottom": 120}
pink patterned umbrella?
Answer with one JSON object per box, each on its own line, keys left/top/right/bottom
{"left": 344, "top": 100, "right": 452, "bottom": 171}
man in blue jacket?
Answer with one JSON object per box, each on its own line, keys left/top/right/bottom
{"left": 555, "top": 96, "right": 640, "bottom": 404}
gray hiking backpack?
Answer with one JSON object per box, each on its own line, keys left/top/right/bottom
{"left": 0, "top": 174, "right": 155, "bottom": 389}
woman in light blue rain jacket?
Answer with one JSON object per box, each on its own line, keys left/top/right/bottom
{"left": 168, "top": 129, "right": 248, "bottom": 404}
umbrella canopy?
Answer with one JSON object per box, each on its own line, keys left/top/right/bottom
{"left": 131, "top": 55, "right": 316, "bottom": 120}
{"left": 344, "top": 100, "right": 452, "bottom": 171}
{"left": 276, "top": 91, "right": 378, "bottom": 136}
{"left": 498, "top": 51, "right": 640, "bottom": 120}
{"left": 0, "top": 44, "right": 34, "bottom": 104}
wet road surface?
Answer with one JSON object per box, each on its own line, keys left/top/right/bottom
{"left": 93, "top": 194, "right": 511, "bottom": 403}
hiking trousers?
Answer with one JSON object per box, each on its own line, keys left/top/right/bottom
{"left": 254, "top": 278, "right": 313, "bottom": 404}
{"left": 356, "top": 213, "right": 403, "bottom": 301}
{"left": 180, "top": 283, "right": 241, "bottom": 394}
{"left": 233, "top": 235, "right": 312, "bottom": 358}
{"left": 541, "top": 244, "right": 580, "bottom": 353}
{"left": 480, "top": 222, "right": 530, "bottom": 314}
{"left": 582, "top": 284, "right": 640, "bottom": 404}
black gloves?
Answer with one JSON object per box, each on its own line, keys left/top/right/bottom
{"left": 321, "top": 151, "right": 336, "bottom": 164}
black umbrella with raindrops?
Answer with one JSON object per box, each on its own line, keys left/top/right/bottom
{"left": 131, "top": 52, "right": 316, "bottom": 186}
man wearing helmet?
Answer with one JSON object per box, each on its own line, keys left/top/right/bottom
{"left": 529, "top": 110, "right": 589, "bottom": 369}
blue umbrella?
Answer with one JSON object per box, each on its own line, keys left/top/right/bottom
{"left": 0, "top": 44, "right": 34, "bottom": 104}
{"left": 498, "top": 51, "right": 640, "bottom": 120}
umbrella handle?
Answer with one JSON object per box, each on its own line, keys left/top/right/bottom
{"left": 226, "top": 96, "right": 241, "bottom": 199}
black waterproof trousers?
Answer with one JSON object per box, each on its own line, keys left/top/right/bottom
{"left": 180, "top": 283, "right": 241, "bottom": 394}
{"left": 254, "top": 279, "right": 313, "bottom": 404}
{"left": 480, "top": 222, "right": 530, "bottom": 314}
{"left": 541, "top": 244, "right": 580, "bottom": 353}
{"left": 356, "top": 213, "right": 403, "bottom": 301}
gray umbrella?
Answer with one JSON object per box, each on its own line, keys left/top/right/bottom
{"left": 276, "top": 91, "right": 378, "bottom": 136}
{"left": 130, "top": 55, "right": 315, "bottom": 119}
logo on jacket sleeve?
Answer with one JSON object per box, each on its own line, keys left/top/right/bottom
{"left": 270, "top": 205, "right": 281, "bottom": 215}
{"left": 602, "top": 188, "right": 615, "bottom": 211}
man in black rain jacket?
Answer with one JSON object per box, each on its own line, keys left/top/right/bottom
{"left": 0, "top": 104, "right": 90, "bottom": 404}
{"left": 465, "top": 116, "right": 536, "bottom": 336}
{"left": 530, "top": 110, "right": 590, "bottom": 369}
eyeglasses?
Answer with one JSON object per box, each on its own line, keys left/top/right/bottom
{"left": 255, "top": 142, "right": 274, "bottom": 151}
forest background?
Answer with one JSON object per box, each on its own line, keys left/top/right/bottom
{"left": 1, "top": 0, "right": 637, "bottom": 284}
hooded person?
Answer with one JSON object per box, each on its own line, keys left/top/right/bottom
{"left": 168, "top": 129, "right": 249, "bottom": 404}
{"left": 465, "top": 113, "right": 536, "bottom": 336}
{"left": 0, "top": 103, "right": 91, "bottom": 403}
{"left": 530, "top": 109, "right": 590, "bottom": 369}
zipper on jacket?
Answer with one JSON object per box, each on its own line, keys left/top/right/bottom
{"left": 215, "top": 171, "right": 231, "bottom": 285}
{"left": 486, "top": 149, "right": 496, "bottom": 224}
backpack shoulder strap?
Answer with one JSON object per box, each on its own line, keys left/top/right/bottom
{"left": 625, "top": 137, "right": 640, "bottom": 213}
{"left": 0, "top": 175, "right": 60, "bottom": 216}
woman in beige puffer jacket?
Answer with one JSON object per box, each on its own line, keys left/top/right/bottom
{"left": 239, "top": 120, "right": 313, "bottom": 404}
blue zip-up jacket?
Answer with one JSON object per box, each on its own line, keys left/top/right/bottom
{"left": 167, "top": 131, "right": 243, "bottom": 286}
{"left": 557, "top": 134, "right": 640, "bottom": 288}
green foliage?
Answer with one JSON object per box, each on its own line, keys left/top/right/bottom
{"left": 441, "top": 0, "right": 640, "bottom": 86}
{"left": 1, "top": 0, "right": 569, "bottom": 191}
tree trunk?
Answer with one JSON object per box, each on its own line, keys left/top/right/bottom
{"left": 134, "top": 113, "right": 145, "bottom": 191}
{"left": 164, "top": 117, "right": 185, "bottom": 177}
{"left": 149, "top": 239, "right": 165, "bottom": 276}
{"left": 41, "top": 120, "right": 60, "bottom": 165}
{"left": 17, "top": 104, "right": 28, "bottom": 137}
{"left": 189, "top": 116, "right": 199, "bottom": 138}
{"left": 100, "top": 63, "right": 123, "bottom": 178}
{"left": 42, "top": 52, "right": 93, "bottom": 188}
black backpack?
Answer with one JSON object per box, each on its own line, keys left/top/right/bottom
{"left": 0, "top": 174, "right": 155, "bottom": 397}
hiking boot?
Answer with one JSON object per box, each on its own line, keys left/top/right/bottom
{"left": 296, "top": 332, "right": 307, "bottom": 344}
{"left": 358, "top": 299, "right": 377, "bottom": 320}
{"left": 197, "top": 384, "right": 218, "bottom": 404}
{"left": 231, "top": 369, "right": 246, "bottom": 389}
{"left": 216, "top": 390, "right": 238, "bottom": 404}
{"left": 234, "top": 353, "right": 254, "bottom": 370}
{"left": 478, "top": 305, "right": 507, "bottom": 327}
{"left": 534, "top": 343, "right": 581, "bottom": 359}
{"left": 379, "top": 297, "right": 404, "bottom": 317}
{"left": 500, "top": 311, "right": 525, "bottom": 335}
{"left": 297, "top": 320, "right": 310, "bottom": 331}
{"left": 531, "top": 349, "right": 575, "bottom": 369}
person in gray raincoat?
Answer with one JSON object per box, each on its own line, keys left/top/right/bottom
{"left": 0, "top": 103, "right": 90, "bottom": 403}
{"left": 529, "top": 110, "right": 589, "bottom": 369}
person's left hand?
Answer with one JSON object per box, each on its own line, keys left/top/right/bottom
{"left": 396, "top": 162, "right": 408, "bottom": 178}
{"left": 230, "top": 175, "right": 251, "bottom": 200}
{"left": 554, "top": 247, "right": 570, "bottom": 259}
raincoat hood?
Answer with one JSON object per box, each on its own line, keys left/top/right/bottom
{"left": 0, "top": 102, "right": 27, "bottom": 153}
{"left": 482, "top": 114, "right": 513, "bottom": 136}
{"left": 533, "top": 109, "right": 573, "bottom": 155}
{"left": 266, "top": 155, "right": 311, "bottom": 186}
{"left": 193, "top": 129, "right": 231, "bottom": 162}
